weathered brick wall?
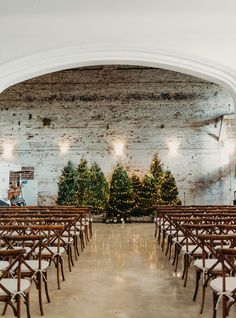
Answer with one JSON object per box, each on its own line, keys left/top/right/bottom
{"left": 0, "top": 65, "right": 235, "bottom": 205}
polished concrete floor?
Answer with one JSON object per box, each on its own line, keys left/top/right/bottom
{"left": 1, "top": 223, "right": 236, "bottom": 317}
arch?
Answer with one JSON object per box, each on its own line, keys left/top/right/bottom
{"left": 0, "top": 44, "right": 236, "bottom": 108}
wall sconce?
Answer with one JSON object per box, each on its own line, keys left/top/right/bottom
{"left": 114, "top": 141, "right": 125, "bottom": 156}
{"left": 59, "top": 141, "right": 70, "bottom": 154}
{"left": 224, "top": 139, "right": 235, "bottom": 156}
{"left": 168, "top": 140, "right": 179, "bottom": 156}
{"left": 2, "top": 142, "right": 14, "bottom": 160}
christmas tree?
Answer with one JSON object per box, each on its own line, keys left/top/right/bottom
{"left": 160, "top": 170, "right": 181, "bottom": 205}
{"left": 130, "top": 174, "right": 143, "bottom": 216}
{"left": 141, "top": 174, "right": 157, "bottom": 216}
{"left": 57, "top": 161, "right": 77, "bottom": 205}
{"left": 87, "top": 162, "right": 109, "bottom": 214}
{"left": 75, "top": 159, "right": 90, "bottom": 205}
{"left": 150, "top": 153, "right": 164, "bottom": 182}
{"left": 108, "top": 164, "right": 133, "bottom": 222}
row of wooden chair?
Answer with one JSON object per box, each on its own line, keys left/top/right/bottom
{"left": 0, "top": 206, "right": 93, "bottom": 318}
{"left": 154, "top": 205, "right": 236, "bottom": 318}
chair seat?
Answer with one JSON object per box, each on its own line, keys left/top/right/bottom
{"left": 194, "top": 259, "right": 222, "bottom": 271}
{"left": 53, "top": 238, "right": 74, "bottom": 244}
{"left": 181, "top": 245, "right": 210, "bottom": 255}
{"left": 0, "top": 278, "right": 31, "bottom": 297}
{"left": 214, "top": 244, "right": 231, "bottom": 250}
{"left": 63, "top": 231, "right": 80, "bottom": 237}
{"left": 12, "top": 260, "right": 49, "bottom": 273}
{"left": 0, "top": 261, "right": 9, "bottom": 271}
{"left": 210, "top": 277, "right": 236, "bottom": 293}
{"left": 35, "top": 246, "right": 65, "bottom": 256}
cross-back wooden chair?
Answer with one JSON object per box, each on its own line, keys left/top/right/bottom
{"left": 194, "top": 233, "right": 236, "bottom": 314}
{"left": 210, "top": 247, "right": 236, "bottom": 318}
{"left": 29, "top": 225, "right": 64, "bottom": 290}
{"left": 2, "top": 234, "right": 50, "bottom": 316}
{"left": 0, "top": 248, "right": 31, "bottom": 318}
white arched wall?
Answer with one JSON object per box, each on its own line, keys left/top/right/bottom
{"left": 0, "top": 44, "right": 235, "bottom": 205}
{"left": 0, "top": 45, "right": 236, "bottom": 110}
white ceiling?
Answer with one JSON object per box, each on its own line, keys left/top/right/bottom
{"left": 0, "top": 0, "right": 236, "bottom": 103}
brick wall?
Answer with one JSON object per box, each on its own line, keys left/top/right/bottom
{"left": 0, "top": 65, "right": 235, "bottom": 205}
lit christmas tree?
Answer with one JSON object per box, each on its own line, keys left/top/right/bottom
{"left": 130, "top": 174, "right": 143, "bottom": 216}
{"left": 141, "top": 174, "right": 157, "bottom": 216}
{"left": 150, "top": 153, "right": 164, "bottom": 182}
{"left": 160, "top": 170, "right": 181, "bottom": 205}
{"left": 57, "top": 161, "right": 77, "bottom": 205}
{"left": 108, "top": 164, "right": 133, "bottom": 222}
{"left": 87, "top": 162, "right": 109, "bottom": 214}
{"left": 75, "top": 159, "right": 90, "bottom": 205}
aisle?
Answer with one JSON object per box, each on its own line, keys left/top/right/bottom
{"left": 1, "top": 223, "right": 215, "bottom": 318}
{"left": 40, "top": 223, "right": 212, "bottom": 318}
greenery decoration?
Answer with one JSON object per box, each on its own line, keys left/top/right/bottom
{"left": 75, "top": 159, "right": 90, "bottom": 205}
{"left": 160, "top": 170, "right": 181, "bottom": 205}
{"left": 130, "top": 174, "right": 143, "bottom": 217}
{"left": 108, "top": 164, "right": 133, "bottom": 222}
{"left": 57, "top": 161, "right": 77, "bottom": 205}
{"left": 87, "top": 162, "right": 109, "bottom": 213}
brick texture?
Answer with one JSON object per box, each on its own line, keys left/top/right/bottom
{"left": 0, "top": 65, "right": 235, "bottom": 205}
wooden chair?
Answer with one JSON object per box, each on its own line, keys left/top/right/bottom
{"left": 0, "top": 248, "right": 31, "bottom": 318}
{"left": 210, "top": 248, "right": 236, "bottom": 318}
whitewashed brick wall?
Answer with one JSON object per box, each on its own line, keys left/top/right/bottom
{"left": 0, "top": 65, "right": 235, "bottom": 205}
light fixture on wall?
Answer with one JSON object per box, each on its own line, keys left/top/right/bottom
{"left": 114, "top": 141, "right": 125, "bottom": 156}
{"left": 59, "top": 140, "right": 70, "bottom": 154}
{"left": 168, "top": 139, "right": 179, "bottom": 156}
{"left": 220, "top": 138, "right": 235, "bottom": 166}
{"left": 2, "top": 142, "right": 14, "bottom": 160}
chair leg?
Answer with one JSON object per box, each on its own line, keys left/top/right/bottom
{"left": 174, "top": 246, "right": 180, "bottom": 272}
{"left": 16, "top": 294, "right": 21, "bottom": 318}
{"left": 161, "top": 231, "right": 166, "bottom": 251}
{"left": 43, "top": 272, "right": 51, "bottom": 303}
{"left": 70, "top": 245, "right": 74, "bottom": 266}
{"left": 56, "top": 255, "right": 61, "bottom": 290}
{"left": 157, "top": 225, "right": 161, "bottom": 244}
{"left": 80, "top": 232, "right": 85, "bottom": 251}
{"left": 168, "top": 239, "right": 173, "bottom": 260}
{"left": 154, "top": 225, "right": 157, "bottom": 239}
{"left": 60, "top": 257, "right": 65, "bottom": 281}
{"left": 89, "top": 221, "right": 93, "bottom": 238}
{"left": 37, "top": 272, "right": 44, "bottom": 316}
{"left": 172, "top": 243, "right": 177, "bottom": 266}
{"left": 212, "top": 291, "right": 218, "bottom": 318}
{"left": 73, "top": 237, "right": 78, "bottom": 260}
{"left": 200, "top": 276, "right": 206, "bottom": 314}
{"left": 75, "top": 236, "right": 80, "bottom": 257}
{"left": 68, "top": 246, "right": 72, "bottom": 272}
{"left": 3, "top": 302, "right": 17, "bottom": 317}
{"left": 2, "top": 303, "right": 8, "bottom": 315}
{"left": 165, "top": 235, "right": 170, "bottom": 256}
{"left": 193, "top": 269, "right": 201, "bottom": 301}
{"left": 183, "top": 255, "right": 190, "bottom": 287}
{"left": 222, "top": 294, "right": 227, "bottom": 318}
{"left": 25, "top": 292, "right": 31, "bottom": 318}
